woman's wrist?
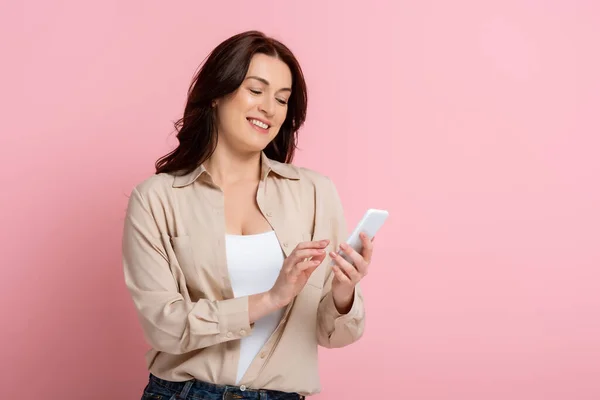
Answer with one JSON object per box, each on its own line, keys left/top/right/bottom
{"left": 248, "top": 291, "right": 284, "bottom": 323}
{"left": 332, "top": 289, "right": 354, "bottom": 314}
{"left": 265, "top": 289, "right": 290, "bottom": 311}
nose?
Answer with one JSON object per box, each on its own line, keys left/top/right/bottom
{"left": 258, "top": 96, "right": 275, "bottom": 117}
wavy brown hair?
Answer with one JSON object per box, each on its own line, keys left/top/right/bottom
{"left": 155, "top": 30, "right": 308, "bottom": 176}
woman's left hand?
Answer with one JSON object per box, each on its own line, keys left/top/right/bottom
{"left": 329, "top": 232, "right": 374, "bottom": 314}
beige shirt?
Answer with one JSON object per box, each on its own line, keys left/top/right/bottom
{"left": 122, "top": 152, "right": 365, "bottom": 396}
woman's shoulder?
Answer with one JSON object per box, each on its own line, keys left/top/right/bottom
{"left": 128, "top": 161, "right": 341, "bottom": 201}
{"left": 281, "top": 162, "right": 346, "bottom": 219}
{"left": 274, "top": 160, "right": 338, "bottom": 191}
{"left": 127, "top": 172, "right": 177, "bottom": 205}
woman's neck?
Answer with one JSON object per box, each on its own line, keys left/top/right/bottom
{"left": 203, "top": 145, "right": 262, "bottom": 187}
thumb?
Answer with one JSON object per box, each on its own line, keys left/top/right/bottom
{"left": 301, "top": 265, "right": 319, "bottom": 282}
{"left": 310, "top": 253, "right": 326, "bottom": 264}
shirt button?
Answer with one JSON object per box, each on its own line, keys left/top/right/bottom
{"left": 240, "top": 385, "right": 247, "bottom": 391}
{"left": 266, "top": 211, "right": 273, "bottom": 217}
{"left": 283, "top": 242, "right": 288, "bottom": 247}
{"left": 240, "top": 329, "right": 246, "bottom": 336}
{"left": 260, "top": 352, "right": 267, "bottom": 359}
{"left": 226, "top": 332, "right": 233, "bottom": 338}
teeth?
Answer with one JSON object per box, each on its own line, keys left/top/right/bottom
{"left": 250, "top": 119, "right": 269, "bottom": 129}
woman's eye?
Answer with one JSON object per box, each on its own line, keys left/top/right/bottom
{"left": 249, "top": 89, "right": 262, "bottom": 95}
{"left": 276, "top": 98, "right": 288, "bottom": 105}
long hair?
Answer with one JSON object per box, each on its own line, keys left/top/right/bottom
{"left": 155, "top": 30, "right": 308, "bottom": 176}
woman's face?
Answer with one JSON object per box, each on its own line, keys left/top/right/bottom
{"left": 214, "top": 53, "right": 292, "bottom": 155}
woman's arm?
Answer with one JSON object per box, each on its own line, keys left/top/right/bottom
{"left": 123, "top": 187, "right": 275, "bottom": 355}
{"left": 314, "top": 177, "right": 366, "bottom": 348}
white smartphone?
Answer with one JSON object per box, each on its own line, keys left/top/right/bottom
{"left": 333, "top": 208, "right": 389, "bottom": 266}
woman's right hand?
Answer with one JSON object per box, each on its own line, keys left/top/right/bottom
{"left": 267, "top": 240, "right": 330, "bottom": 309}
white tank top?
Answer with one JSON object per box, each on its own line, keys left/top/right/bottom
{"left": 225, "top": 230, "right": 286, "bottom": 384}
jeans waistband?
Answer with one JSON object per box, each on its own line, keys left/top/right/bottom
{"left": 148, "top": 373, "right": 305, "bottom": 400}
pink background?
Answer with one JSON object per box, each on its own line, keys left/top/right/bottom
{"left": 2, "top": 1, "right": 599, "bottom": 399}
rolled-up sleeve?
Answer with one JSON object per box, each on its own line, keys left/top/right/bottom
{"left": 122, "top": 187, "right": 252, "bottom": 355}
{"left": 315, "top": 178, "right": 366, "bottom": 348}
{"left": 317, "top": 278, "right": 365, "bottom": 348}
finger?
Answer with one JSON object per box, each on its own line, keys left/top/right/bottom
{"left": 308, "top": 252, "right": 327, "bottom": 264}
{"left": 297, "top": 253, "right": 326, "bottom": 268}
{"left": 289, "top": 241, "right": 329, "bottom": 263}
{"left": 291, "top": 248, "right": 327, "bottom": 263}
{"left": 295, "top": 240, "right": 330, "bottom": 251}
{"left": 330, "top": 251, "right": 361, "bottom": 283}
{"left": 332, "top": 264, "right": 352, "bottom": 284}
{"left": 359, "top": 232, "right": 374, "bottom": 264}
{"left": 338, "top": 243, "right": 369, "bottom": 275}
{"left": 290, "top": 259, "right": 322, "bottom": 278}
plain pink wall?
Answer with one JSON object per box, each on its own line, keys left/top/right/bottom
{"left": 2, "top": 1, "right": 599, "bottom": 399}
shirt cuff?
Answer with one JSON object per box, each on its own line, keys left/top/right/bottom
{"left": 219, "top": 296, "right": 253, "bottom": 338}
{"left": 194, "top": 296, "right": 253, "bottom": 340}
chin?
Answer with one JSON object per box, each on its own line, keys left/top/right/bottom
{"left": 237, "top": 140, "right": 270, "bottom": 155}
{"left": 248, "top": 133, "right": 277, "bottom": 148}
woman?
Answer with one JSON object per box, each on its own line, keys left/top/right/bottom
{"left": 122, "top": 30, "right": 374, "bottom": 400}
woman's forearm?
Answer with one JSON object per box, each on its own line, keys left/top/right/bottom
{"left": 247, "top": 291, "right": 282, "bottom": 323}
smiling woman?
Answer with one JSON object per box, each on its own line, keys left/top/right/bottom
{"left": 210, "top": 53, "right": 294, "bottom": 157}
{"left": 154, "top": 31, "right": 307, "bottom": 176}
{"left": 122, "top": 30, "right": 375, "bottom": 399}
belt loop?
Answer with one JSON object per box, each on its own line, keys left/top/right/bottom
{"left": 179, "top": 381, "right": 194, "bottom": 399}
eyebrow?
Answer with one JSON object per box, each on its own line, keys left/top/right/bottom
{"left": 245, "top": 76, "right": 292, "bottom": 92}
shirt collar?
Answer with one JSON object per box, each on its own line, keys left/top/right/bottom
{"left": 172, "top": 151, "right": 300, "bottom": 188}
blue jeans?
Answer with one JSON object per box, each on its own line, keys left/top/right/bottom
{"left": 142, "top": 374, "right": 306, "bottom": 400}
